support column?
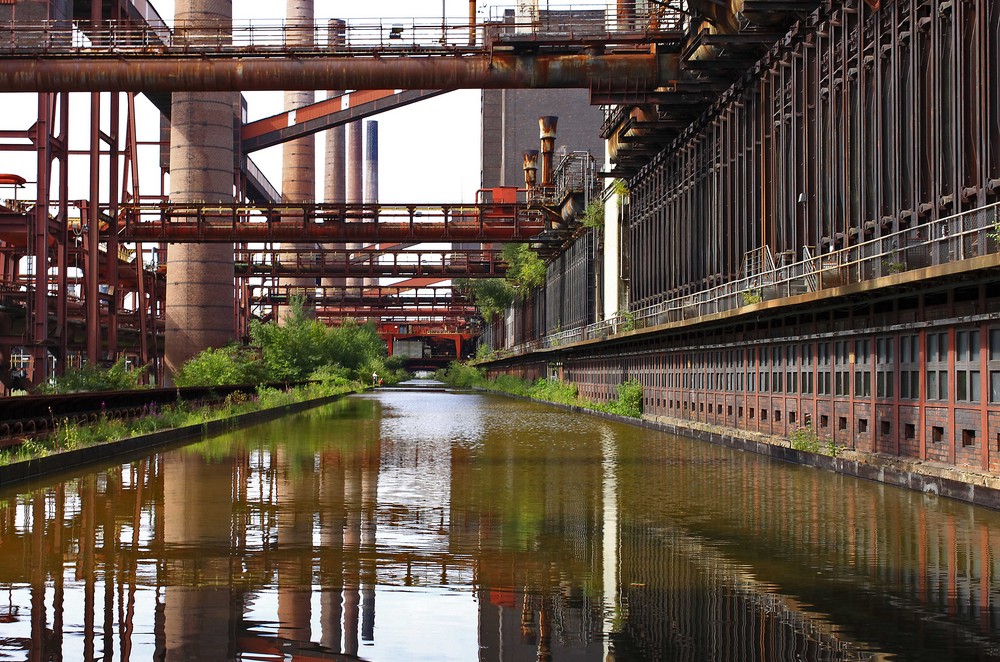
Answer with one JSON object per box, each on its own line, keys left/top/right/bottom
{"left": 164, "top": 0, "right": 237, "bottom": 380}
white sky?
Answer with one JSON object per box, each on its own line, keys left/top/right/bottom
{"left": 3, "top": 1, "right": 538, "bottom": 206}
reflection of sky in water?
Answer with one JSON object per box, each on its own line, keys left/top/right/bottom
{"left": 236, "top": 586, "right": 478, "bottom": 661}
{"left": 373, "top": 392, "right": 488, "bottom": 555}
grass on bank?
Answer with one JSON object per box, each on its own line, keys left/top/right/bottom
{"left": 2, "top": 297, "right": 410, "bottom": 467}
{"left": 0, "top": 376, "right": 361, "bottom": 468}
{"left": 435, "top": 362, "right": 643, "bottom": 419}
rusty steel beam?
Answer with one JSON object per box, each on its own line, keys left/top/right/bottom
{"left": 122, "top": 202, "right": 562, "bottom": 244}
{"left": 234, "top": 250, "right": 506, "bottom": 278}
{"left": 0, "top": 53, "right": 679, "bottom": 93}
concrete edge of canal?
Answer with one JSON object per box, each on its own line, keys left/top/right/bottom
{"left": 482, "top": 389, "right": 1000, "bottom": 511}
{"left": 0, "top": 392, "right": 349, "bottom": 490}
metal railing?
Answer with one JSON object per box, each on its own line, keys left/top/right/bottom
{"left": 486, "top": 3, "right": 687, "bottom": 34}
{"left": 0, "top": 4, "right": 688, "bottom": 55}
{"left": 496, "top": 202, "right": 1000, "bottom": 358}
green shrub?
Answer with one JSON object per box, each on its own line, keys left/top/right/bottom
{"left": 789, "top": 425, "right": 822, "bottom": 453}
{"left": 39, "top": 357, "right": 147, "bottom": 394}
{"left": 580, "top": 198, "right": 605, "bottom": 228}
{"left": 528, "top": 378, "right": 578, "bottom": 405}
{"left": 173, "top": 344, "right": 268, "bottom": 387}
{"left": 436, "top": 361, "right": 485, "bottom": 388}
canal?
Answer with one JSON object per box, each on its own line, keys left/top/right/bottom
{"left": 2, "top": 387, "right": 1000, "bottom": 660}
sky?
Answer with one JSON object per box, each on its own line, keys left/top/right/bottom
{"left": 2, "top": 1, "right": 536, "bottom": 206}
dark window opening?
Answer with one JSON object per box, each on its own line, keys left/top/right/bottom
{"left": 880, "top": 420, "right": 891, "bottom": 436}
{"left": 905, "top": 423, "right": 916, "bottom": 440}
{"left": 932, "top": 426, "right": 944, "bottom": 443}
{"left": 962, "top": 429, "right": 976, "bottom": 447}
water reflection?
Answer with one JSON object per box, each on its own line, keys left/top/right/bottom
{"left": 1, "top": 392, "right": 1000, "bottom": 660}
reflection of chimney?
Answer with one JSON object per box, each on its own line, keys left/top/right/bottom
{"left": 523, "top": 150, "right": 539, "bottom": 189}
{"left": 364, "top": 120, "right": 378, "bottom": 204}
{"left": 539, "top": 116, "right": 558, "bottom": 188}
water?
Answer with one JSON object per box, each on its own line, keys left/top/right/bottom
{"left": 2, "top": 389, "right": 1000, "bottom": 660}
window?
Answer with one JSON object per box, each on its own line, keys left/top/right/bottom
{"left": 820, "top": 414, "right": 829, "bottom": 428}
{"left": 775, "top": 410, "right": 782, "bottom": 422}
{"left": 789, "top": 411, "right": 797, "bottom": 424}
{"left": 990, "top": 328, "right": 1000, "bottom": 403}
{"left": 875, "top": 336, "right": 894, "bottom": 399}
{"left": 760, "top": 350, "right": 769, "bottom": 393}
{"left": 955, "top": 329, "right": 980, "bottom": 403}
{"left": 905, "top": 423, "right": 916, "bottom": 440}
{"left": 926, "top": 332, "right": 949, "bottom": 401}
{"left": 900, "top": 334, "right": 920, "bottom": 399}
{"left": 880, "top": 420, "right": 891, "bottom": 436}
{"left": 816, "top": 342, "right": 833, "bottom": 395}
{"left": 932, "top": 426, "right": 944, "bottom": 443}
{"left": 962, "top": 429, "right": 976, "bottom": 447}
{"left": 839, "top": 416, "right": 848, "bottom": 431}
{"left": 854, "top": 338, "right": 872, "bottom": 397}
{"left": 834, "top": 340, "right": 850, "bottom": 396}
{"left": 786, "top": 345, "right": 797, "bottom": 394}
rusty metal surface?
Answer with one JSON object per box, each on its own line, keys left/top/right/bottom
{"left": 0, "top": 52, "right": 679, "bottom": 92}
{"left": 234, "top": 247, "right": 507, "bottom": 278}
{"left": 122, "top": 201, "right": 565, "bottom": 244}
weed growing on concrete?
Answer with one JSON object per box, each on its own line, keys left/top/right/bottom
{"left": 789, "top": 425, "right": 822, "bottom": 453}
{"left": 825, "top": 438, "right": 840, "bottom": 457}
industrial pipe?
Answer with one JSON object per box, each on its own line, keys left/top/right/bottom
{"left": 539, "top": 115, "right": 557, "bottom": 188}
{"left": 0, "top": 53, "right": 679, "bottom": 92}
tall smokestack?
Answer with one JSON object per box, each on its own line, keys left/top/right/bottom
{"left": 347, "top": 122, "right": 363, "bottom": 205}
{"left": 282, "top": 0, "right": 316, "bottom": 204}
{"left": 362, "top": 121, "right": 379, "bottom": 291}
{"left": 539, "top": 115, "right": 558, "bottom": 188}
{"left": 323, "top": 19, "right": 347, "bottom": 291}
{"left": 324, "top": 20, "right": 347, "bottom": 206}
{"left": 364, "top": 121, "right": 378, "bottom": 204}
{"left": 279, "top": 0, "right": 316, "bottom": 322}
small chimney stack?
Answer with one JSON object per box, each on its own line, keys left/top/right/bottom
{"left": 538, "top": 116, "right": 558, "bottom": 188}
{"left": 523, "top": 150, "right": 539, "bottom": 189}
